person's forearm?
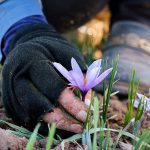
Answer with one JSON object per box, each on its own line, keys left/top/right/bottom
{"left": 0, "top": 0, "right": 44, "bottom": 62}
{"left": 2, "top": 15, "right": 47, "bottom": 62}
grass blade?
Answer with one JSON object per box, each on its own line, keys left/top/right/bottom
{"left": 0, "top": 120, "right": 30, "bottom": 133}
{"left": 0, "top": 120, "right": 44, "bottom": 140}
{"left": 124, "top": 69, "right": 140, "bottom": 127}
{"left": 25, "top": 123, "right": 41, "bottom": 150}
{"left": 113, "top": 128, "right": 123, "bottom": 150}
{"left": 99, "top": 118, "right": 104, "bottom": 150}
{"left": 104, "top": 128, "right": 110, "bottom": 150}
{"left": 46, "top": 123, "right": 56, "bottom": 150}
{"left": 84, "top": 92, "right": 94, "bottom": 129}
{"left": 92, "top": 97, "right": 99, "bottom": 150}
{"left": 86, "top": 130, "right": 92, "bottom": 150}
{"left": 135, "top": 129, "right": 150, "bottom": 150}
{"left": 103, "top": 58, "right": 118, "bottom": 123}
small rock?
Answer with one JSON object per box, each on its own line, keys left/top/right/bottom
{"left": 0, "top": 128, "right": 28, "bottom": 150}
{"left": 119, "top": 141, "right": 133, "bottom": 150}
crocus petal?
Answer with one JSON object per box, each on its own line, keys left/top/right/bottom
{"left": 134, "top": 99, "right": 139, "bottom": 108}
{"left": 134, "top": 99, "right": 150, "bottom": 112}
{"left": 92, "top": 68, "right": 113, "bottom": 88}
{"left": 137, "top": 93, "right": 143, "bottom": 100}
{"left": 137, "top": 93, "right": 149, "bottom": 102}
{"left": 137, "top": 93, "right": 150, "bottom": 109}
{"left": 147, "top": 111, "right": 150, "bottom": 116}
{"left": 69, "top": 71, "right": 84, "bottom": 91}
{"left": 147, "top": 101, "right": 150, "bottom": 110}
{"left": 85, "top": 67, "right": 99, "bottom": 91}
{"left": 71, "top": 57, "right": 84, "bottom": 78}
{"left": 87, "top": 59, "right": 102, "bottom": 75}
{"left": 135, "top": 93, "right": 150, "bottom": 114}
{"left": 53, "top": 62, "right": 73, "bottom": 82}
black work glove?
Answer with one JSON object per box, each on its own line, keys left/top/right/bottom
{"left": 2, "top": 23, "right": 86, "bottom": 130}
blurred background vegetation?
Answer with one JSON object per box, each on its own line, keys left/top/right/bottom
{"left": 63, "top": 6, "right": 110, "bottom": 64}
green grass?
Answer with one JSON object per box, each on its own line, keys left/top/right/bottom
{"left": 0, "top": 120, "right": 44, "bottom": 140}
{"left": 25, "top": 123, "right": 41, "bottom": 150}
{"left": 135, "top": 129, "right": 150, "bottom": 150}
{"left": 92, "top": 97, "right": 99, "bottom": 150}
{"left": 99, "top": 117, "right": 104, "bottom": 150}
{"left": 25, "top": 123, "right": 56, "bottom": 150}
{"left": 46, "top": 123, "right": 56, "bottom": 150}
{"left": 124, "top": 69, "right": 140, "bottom": 127}
{"left": 1, "top": 89, "right": 149, "bottom": 150}
{"left": 102, "top": 58, "right": 118, "bottom": 123}
{"left": 1, "top": 56, "right": 150, "bottom": 149}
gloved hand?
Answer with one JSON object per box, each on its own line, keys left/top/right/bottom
{"left": 2, "top": 23, "right": 88, "bottom": 134}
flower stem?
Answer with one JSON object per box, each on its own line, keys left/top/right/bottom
{"left": 82, "top": 92, "right": 87, "bottom": 101}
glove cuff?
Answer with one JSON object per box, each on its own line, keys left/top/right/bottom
{"left": 104, "top": 21, "right": 150, "bottom": 54}
{"left": 0, "top": 0, "right": 44, "bottom": 60}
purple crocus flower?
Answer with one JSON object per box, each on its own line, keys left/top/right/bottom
{"left": 53, "top": 58, "right": 112, "bottom": 101}
{"left": 134, "top": 93, "right": 150, "bottom": 116}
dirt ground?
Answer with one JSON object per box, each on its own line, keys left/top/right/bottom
{"left": 0, "top": 65, "right": 149, "bottom": 150}
{"left": 0, "top": 85, "right": 149, "bottom": 150}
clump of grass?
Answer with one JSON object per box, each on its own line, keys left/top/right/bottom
{"left": 102, "top": 58, "right": 118, "bottom": 123}
{"left": 25, "top": 123, "right": 56, "bottom": 150}
{"left": 131, "top": 95, "right": 147, "bottom": 147}
{"left": 61, "top": 93, "right": 150, "bottom": 150}
{"left": 1, "top": 56, "right": 150, "bottom": 149}
{"left": 2, "top": 88, "right": 149, "bottom": 150}
{"left": 82, "top": 36, "right": 95, "bottom": 66}
{"left": 0, "top": 120, "right": 56, "bottom": 150}
{"left": 122, "top": 69, "right": 149, "bottom": 147}
{"left": 60, "top": 61, "right": 149, "bottom": 149}
{"left": 135, "top": 128, "right": 150, "bottom": 150}
{"left": 0, "top": 120, "right": 43, "bottom": 140}
{"left": 124, "top": 69, "right": 140, "bottom": 127}
{"left": 135, "top": 96, "right": 147, "bottom": 123}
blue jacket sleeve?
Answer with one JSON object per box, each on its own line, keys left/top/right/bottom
{"left": 0, "top": 0, "right": 44, "bottom": 61}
